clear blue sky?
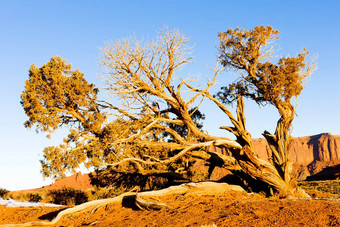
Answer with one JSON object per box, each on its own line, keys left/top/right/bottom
{"left": 1, "top": 0, "right": 339, "bottom": 190}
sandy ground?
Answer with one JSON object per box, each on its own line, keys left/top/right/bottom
{"left": 1, "top": 191, "right": 340, "bottom": 226}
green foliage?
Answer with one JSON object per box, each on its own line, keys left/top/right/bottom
{"left": 21, "top": 56, "right": 102, "bottom": 133}
{"left": 217, "top": 25, "right": 312, "bottom": 106}
{"left": 46, "top": 187, "right": 88, "bottom": 206}
{"left": 0, "top": 188, "right": 9, "bottom": 198}
{"left": 20, "top": 56, "right": 107, "bottom": 178}
{"left": 298, "top": 180, "right": 340, "bottom": 199}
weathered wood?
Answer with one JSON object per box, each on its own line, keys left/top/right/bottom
{"left": 135, "top": 194, "right": 168, "bottom": 210}
{"left": 0, "top": 182, "right": 245, "bottom": 226}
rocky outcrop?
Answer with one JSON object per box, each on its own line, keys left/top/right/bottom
{"left": 184, "top": 133, "right": 340, "bottom": 182}
{"left": 41, "top": 172, "right": 92, "bottom": 190}
{"left": 253, "top": 133, "right": 340, "bottom": 164}
{"left": 13, "top": 172, "right": 92, "bottom": 193}
{"left": 252, "top": 133, "right": 340, "bottom": 180}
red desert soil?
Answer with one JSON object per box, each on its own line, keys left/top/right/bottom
{"left": 1, "top": 191, "right": 340, "bottom": 226}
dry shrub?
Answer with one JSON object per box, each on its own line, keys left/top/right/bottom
{"left": 298, "top": 180, "right": 340, "bottom": 199}
{"left": 10, "top": 192, "right": 26, "bottom": 201}
{"left": 46, "top": 187, "right": 88, "bottom": 206}
{"left": 89, "top": 187, "right": 123, "bottom": 201}
{"left": 0, "top": 188, "right": 9, "bottom": 199}
{"left": 90, "top": 169, "right": 172, "bottom": 192}
{"left": 27, "top": 193, "right": 42, "bottom": 202}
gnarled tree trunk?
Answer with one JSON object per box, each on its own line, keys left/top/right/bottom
{"left": 220, "top": 97, "right": 296, "bottom": 197}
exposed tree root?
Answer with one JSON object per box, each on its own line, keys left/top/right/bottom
{"left": 0, "top": 182, "right": 245, "bottom": 226}
{"left": 135, "top": 193, "right": 168, "bottom": 210}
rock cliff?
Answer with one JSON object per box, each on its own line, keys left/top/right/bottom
{"left": 41, "top": 172, "right": 92, "bottom": 190}
{"left": 252, "top": 133, "right": 340, "bottom": 180}
{"left": 253, "top": 133, "right": 340, "bottom": 164}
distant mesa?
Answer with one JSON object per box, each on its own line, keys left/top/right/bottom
{"left": 203, "top": 132, "right": 340, "bottom": 182}
{"left": 253, "top": 132, "right": 340, "bottom": 164}
{"left": 41, "top": 172, "right": 92, "bottom": 191}
{"left": 253, "top": 132, "right": 340, "bottom": 180}
{"left": 14, "top": 172, "right": 92, "bottom": 193}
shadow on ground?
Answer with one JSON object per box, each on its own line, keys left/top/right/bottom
{"left": 38, "top": 208, "right": 68, "bottom": 221}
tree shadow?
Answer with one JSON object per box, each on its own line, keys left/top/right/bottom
{"left": 38, "top": 208, "right": 68, "bottom": 221}
{"left": 306, "top": 133, "right": 331, "bottom": 162}
{"left": 306, "top": 164, "right": 340, "bottom": 181}
{"left": 121, "top": 194, "right": 140, "bottom": 210}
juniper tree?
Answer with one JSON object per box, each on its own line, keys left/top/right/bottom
{"left": 21, "top": 26, "right": 314, "bottom": 197}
